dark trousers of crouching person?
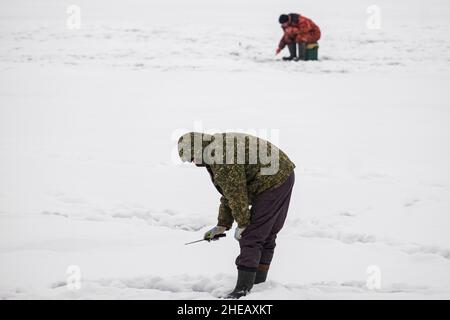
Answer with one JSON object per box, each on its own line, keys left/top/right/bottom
{"left": 236, "top": 171, "right": 295, "bottom": 286}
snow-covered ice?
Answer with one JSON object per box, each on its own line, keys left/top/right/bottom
{"left": 1, "top": 0, "right": 450, "bottom": 299}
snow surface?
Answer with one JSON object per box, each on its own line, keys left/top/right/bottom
{"left": 1, "top": 0, "right": 450, "bottom": 299}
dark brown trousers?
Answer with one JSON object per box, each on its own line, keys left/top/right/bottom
{"left": 236, "top": 171, "right": 295, "bottom": 271}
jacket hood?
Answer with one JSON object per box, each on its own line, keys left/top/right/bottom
{"left": 178, "top": 132, "right": 215, "bottom": 166}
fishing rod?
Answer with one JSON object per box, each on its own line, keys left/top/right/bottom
{"left": 185, "top": 233, "right": 226, "bottom": 245}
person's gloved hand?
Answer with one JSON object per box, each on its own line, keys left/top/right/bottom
{"left": 234, "top": 226, "right": 246, "bottom": 241}
{"left": 275, "top": 47, "right": 281, "bottom": 55}
{"left": 204, "top": 226, "right": 226, "bottom": 240}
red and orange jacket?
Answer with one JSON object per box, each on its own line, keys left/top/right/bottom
{"left": 278, "top": 13, "right": 321, "bottom": 49}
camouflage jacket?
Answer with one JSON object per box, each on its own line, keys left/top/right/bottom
{"left": 178, "top": 132, "right": 295, "bottom": 229}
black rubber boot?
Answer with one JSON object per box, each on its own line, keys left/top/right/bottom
{"left": 226, "top": 270, "right": 256, "bottom": 299}
{"left": 294, "top": 43, "right": 306, "bottom": 61}
{"left": 254, "top": 264, "right": 270, "bottom": 284}
{"left": 282, "top": 43, "right": 297, "bottom": 61}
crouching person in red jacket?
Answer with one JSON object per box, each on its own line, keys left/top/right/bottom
{"left": 276, "top": 13, "right": 321, "bottom": 61}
